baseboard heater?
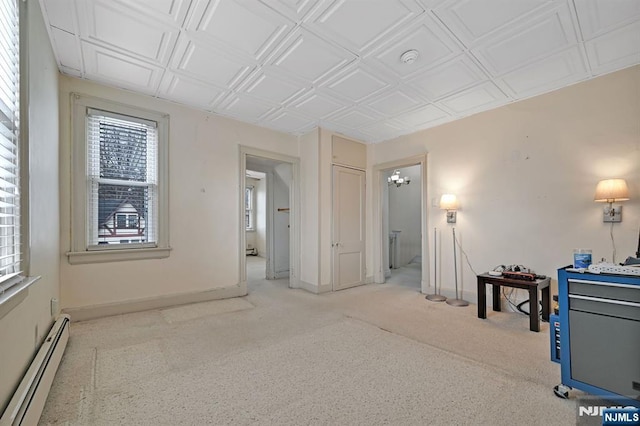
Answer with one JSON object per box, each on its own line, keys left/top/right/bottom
{"left": 1, "top": 314, "right": 70, "bottom": 426}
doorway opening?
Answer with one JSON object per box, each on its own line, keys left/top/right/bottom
{"left": 240, "top": 147, "right": 300, "bottom": 293}
{"left": 373, "top": 154, "right": 430, "bottom": 293}
{"left": 384, "top": 165, "right": 422, "bottom": 290}
{"left": 245, "top": 168, "right": 267, "bottom": 284}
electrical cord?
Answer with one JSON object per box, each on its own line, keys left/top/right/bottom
{"left": 610, "top": 221, "right": 617, "bottom": 264}
{"left": 453, "top": 231, "right": 479, "bottom": 276}
{"left": 502, "top": 287, "right": 543, "bottom": 318}
{"left": 502, "top": 287, "right": 521, "bottom": 313}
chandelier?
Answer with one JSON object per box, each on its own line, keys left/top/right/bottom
{"left": 388, "top": 169, "right": 410, "bottom": 187}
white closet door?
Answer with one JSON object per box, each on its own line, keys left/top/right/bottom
{"left": 332, "top": 165, "right": 365, "bottom": 291}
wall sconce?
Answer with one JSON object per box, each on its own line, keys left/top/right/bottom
{"left": 388, "top": 169, "right": 410, "bottom": 187}
{"left": 594, "top": 178, "right": 629, "bottom": 223}
{"left": 440, "top": 194, "right": 458, "bottom": 223}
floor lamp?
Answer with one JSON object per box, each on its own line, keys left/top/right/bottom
{"left": 426, "top": 227, "right": 446, "bottom": 302}
{"left": 446, "top": 227, "right": 469, "bottom": 307}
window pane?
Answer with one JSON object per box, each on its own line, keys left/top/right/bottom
{"left": 99, "top": 119, "right": 147, "bottom": 181}
{"left": 128, "top": 214, "right": 139, "bottom": 228}
{"left": 97, "top": 184, "right": 148, "bottom": 245}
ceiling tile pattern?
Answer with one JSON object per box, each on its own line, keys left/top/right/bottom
{"left": 40, "top": 0, "right": 640, "bottom": 143}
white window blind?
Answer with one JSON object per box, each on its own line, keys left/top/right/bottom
{"left": 86, "top": 109, "right": 158, "bottom": 248}
{"left": 0, "top": 0, "right": 22, "bottom": 288}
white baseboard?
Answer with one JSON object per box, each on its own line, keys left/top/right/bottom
{"left": 294, "top": 280, "right": 332, "bottom": 294}
{"left": 317, "top": 282, "right": 332, "bottom": 294}
{"left": 274, "top": 270, "right": 290, "bottom": 279}
{"left": 296, "top": 279, "right": 319, "bottom": 294}
{"left": 63, "top": 284, "right": 247, "bottom": 322}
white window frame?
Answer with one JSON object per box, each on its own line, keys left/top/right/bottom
{"left": 67, "top": 94, "right": 170, "bottom": 264}
{"left": 0, "top": 0, "right": 40, "bottom": 320}
{"left": 245, "top": 185, "right": 255, "bottom": 232}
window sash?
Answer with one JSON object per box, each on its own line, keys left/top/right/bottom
{"left": 0, "top": 0, "right": 21, "bottom": 286}
{"left": 86, "top": 110, "right": 158, "bottom": 248}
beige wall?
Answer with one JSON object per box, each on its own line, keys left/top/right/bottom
{"left": 318, "top": 129, "right": 333, "bottom": 291}
{"left": 0, "top": 0, "right": 60, "bottom": 412}
{"left": 371, "top": 65, "right": 640, "bottom": 301}
{"left": 59, "top": 76, "right": 299, "bottom": 314}
{"left": 298, "top": 129, "right": 320, "bottom": 289}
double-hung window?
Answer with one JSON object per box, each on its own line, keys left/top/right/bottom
{"left": 0, "top": 0, "right": 36, "bottom": 318}
{"left": 69, "top": 95, "right": 170, "bottom": 264}
{"left": 87, "top": 109, "right": 156, "bottom": 246}
{"left": 245, "top": 185, "right": 255, "bottom": 231}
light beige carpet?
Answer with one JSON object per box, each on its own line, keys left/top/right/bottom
{"left": 40, "top": 266, "right": 577, "bottom": 425}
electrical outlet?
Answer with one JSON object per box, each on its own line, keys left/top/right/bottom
{"left": 51, "top": 298, "right": 59, "bottom": 315}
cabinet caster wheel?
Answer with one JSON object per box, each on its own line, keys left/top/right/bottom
{"left": 554, "top": 384, "right": 571, "bottom": 399}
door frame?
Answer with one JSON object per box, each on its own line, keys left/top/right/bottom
{"left": 372, "top": 154, "right": 430, "bottom": 293}
{"left": 239, "top": 146, "right": 300, "bottom": 291}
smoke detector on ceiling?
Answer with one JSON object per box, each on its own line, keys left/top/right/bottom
{"left": 400, "top": 49, "right": 419, "bottom": 64}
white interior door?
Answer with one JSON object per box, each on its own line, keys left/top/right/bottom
{"left": 332, "top": 165, "right": 365, "bottom": 291}
{"left": 272, "top": 167, "right": 290, "bottom": 278}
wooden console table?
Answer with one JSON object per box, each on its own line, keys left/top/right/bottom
{"left": 477, "top": 273, "right": 551, "bottom": 332}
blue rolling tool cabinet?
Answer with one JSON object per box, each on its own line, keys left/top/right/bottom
{"left": 554, "top": 267, "right": 640, "bottom": 407}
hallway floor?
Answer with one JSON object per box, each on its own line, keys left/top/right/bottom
{"left": 386, "top": 262, "right": 422, "bottom": 289}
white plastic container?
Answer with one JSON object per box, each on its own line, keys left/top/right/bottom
{"left": 573, "top": 249, "right": 592, "bottom": 268}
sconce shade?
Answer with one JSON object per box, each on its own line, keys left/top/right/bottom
{"left": 594, "top": 179, "right": 630, "bottom": 202}
{"left": 439, "top": 194, "right": 459, "bottom": 210}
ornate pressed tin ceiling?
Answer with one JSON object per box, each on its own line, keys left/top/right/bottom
{"left": 40, "top": 0, "right": 640, "bottom": 143}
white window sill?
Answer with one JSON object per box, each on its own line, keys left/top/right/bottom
{"left": 66, "top": 247, "right": 172, "bottom": 265}
{"left": 0, "top": 276, "right": 41, "bottom": 320}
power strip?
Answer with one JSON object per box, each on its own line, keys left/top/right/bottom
{"left": 588, "top": 262, "right": 640, "bottom": 276}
